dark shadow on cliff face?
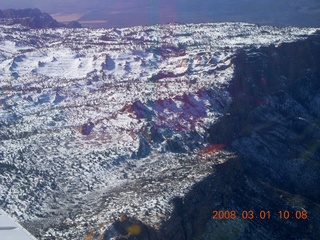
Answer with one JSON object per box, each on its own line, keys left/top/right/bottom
{"left": 151, "top": 158, "right": 319, "bottom": 240}
{"left": 147, "top": 156, "right": 245, "bottom": 240}
{"left": 228, "top": 31, "right": 320, "bottom": 203}
{"left": 143, "top": 32, "right": 320, "bottom": 239}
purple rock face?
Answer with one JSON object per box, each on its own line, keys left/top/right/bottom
{"left": 81, "top": 122, "right": 95, "bottom": 135}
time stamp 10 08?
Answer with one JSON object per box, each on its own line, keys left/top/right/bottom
{"left": 212, "top": 210, "right": 308, "bottom": 220}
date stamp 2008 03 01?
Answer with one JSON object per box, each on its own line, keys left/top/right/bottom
{"left": 212, "top": 210, "right": 308, "bottom": 220}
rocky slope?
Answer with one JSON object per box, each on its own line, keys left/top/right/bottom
{"left": 108, "top": 30, "right": 320, "bottom": 240}
{"left": 0, "top": 22, "right": 319, "bottom": 239}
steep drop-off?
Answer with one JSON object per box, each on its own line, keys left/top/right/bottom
{"left": 140, "top": 32, "right": 320, "bottom": 240}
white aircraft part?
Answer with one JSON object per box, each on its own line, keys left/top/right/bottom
{"left": 0, "top": 209, "right": 37, "bottom": 240}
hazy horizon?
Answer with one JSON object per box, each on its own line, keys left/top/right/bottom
{"left": 1, "top": 0, "right": 319, "bottom": 28}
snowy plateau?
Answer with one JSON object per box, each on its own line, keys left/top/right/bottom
{"left": 0, "top": 22, "right": 319, "bottom": 239}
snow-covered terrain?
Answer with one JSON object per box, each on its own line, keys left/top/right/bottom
{"left": 0, "top": 22, "right": 318, "bottom": 239}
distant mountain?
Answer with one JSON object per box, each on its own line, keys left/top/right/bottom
{"left": 0, "top": 8, "right": 82, "bottom": 29}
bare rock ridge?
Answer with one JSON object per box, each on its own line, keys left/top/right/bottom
{"left": 103, "top": 32, "right": 320, "bottom": 239}
{"left": 0, "top": 8, "right": 82, "bottom": 29}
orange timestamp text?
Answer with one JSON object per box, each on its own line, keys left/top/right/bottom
{"left": 212, "top": 210, "right": 308, "bottom": 220}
